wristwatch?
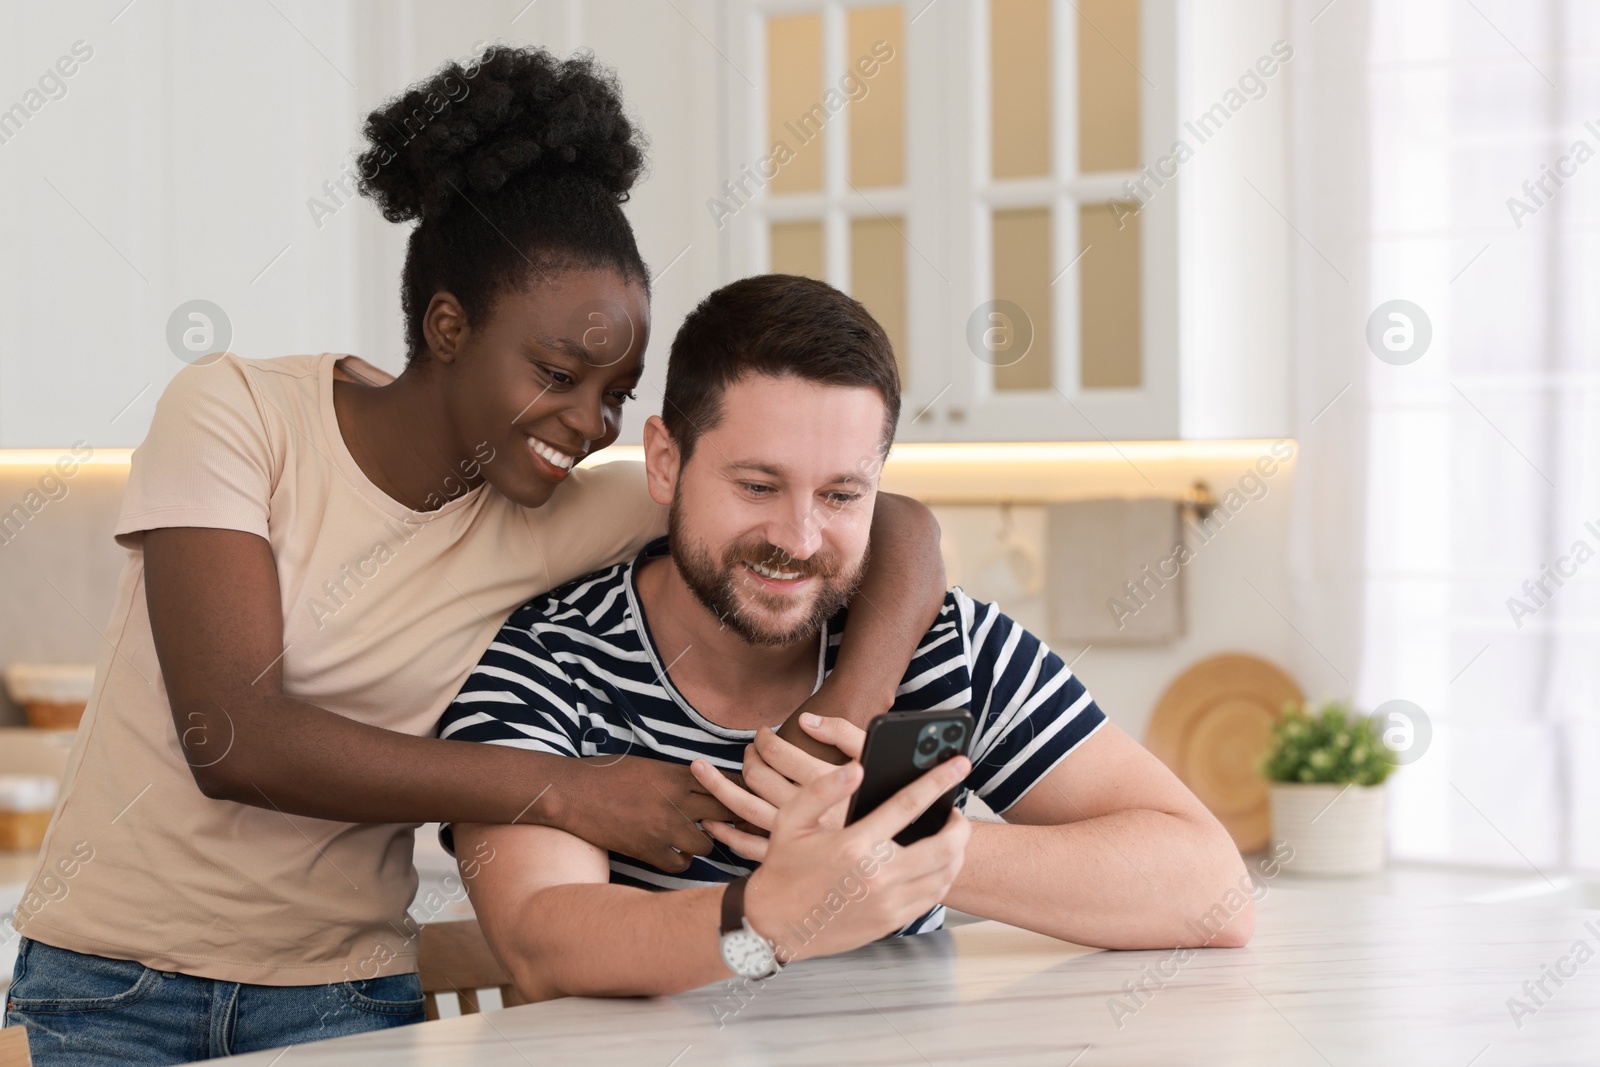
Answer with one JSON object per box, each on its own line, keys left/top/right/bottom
{"left": 719, "top": 876, "right": 781, "bottom": 980}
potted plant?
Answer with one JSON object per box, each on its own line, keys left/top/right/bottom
{"left": 1259, "top": 700, "right": 1395, "bottom": 875}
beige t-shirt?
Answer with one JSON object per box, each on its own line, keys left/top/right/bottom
{"left": 13, "top": 353, "right": 665, "bottom": 985}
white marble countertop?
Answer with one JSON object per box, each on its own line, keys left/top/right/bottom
{"left": 223, "top": 885, "right": 1599, "bottom": 1066}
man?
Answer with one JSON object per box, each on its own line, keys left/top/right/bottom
{"left": 437, "top": 275, "right": 1253, "bottom": 1003}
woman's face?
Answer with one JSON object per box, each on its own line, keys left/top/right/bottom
{"left": 439, "top": 267, "right": 650, "bottom": 509}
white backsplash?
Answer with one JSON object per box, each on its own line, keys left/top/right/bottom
{"left": 930, "top": 497, "right": 1298, "bottom": 742}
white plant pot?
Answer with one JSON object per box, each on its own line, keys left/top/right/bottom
{"left": 1268, "top": 782, "right": 1387, "bottom": 875}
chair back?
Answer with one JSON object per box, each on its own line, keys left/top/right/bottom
{"left": 0, "top": 1025, "right": 32, "bottom": 1067}
{"left": 417, "top": 919, "right": 524, "bottom": 1020}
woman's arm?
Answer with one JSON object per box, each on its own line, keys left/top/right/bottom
{"left": 782, "top": 492, "right": 945, "bottom": 761}
{"left": 143, "top": 526, "right": 728, "bottom": 872}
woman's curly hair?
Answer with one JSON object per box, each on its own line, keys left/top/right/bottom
{"left": 356, "top": 45, "right": 650, "bottom": 361}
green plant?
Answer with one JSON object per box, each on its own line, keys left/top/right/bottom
{"left": 1258, "top": 700, "right": 1396, "bottom": 786}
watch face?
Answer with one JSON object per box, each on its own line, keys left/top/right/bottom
{"left": 721, "top": 930, "right": 776, "bottom": 978}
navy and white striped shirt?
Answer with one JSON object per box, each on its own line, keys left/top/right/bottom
{"left": 437, "top": 537, "right": 1107, "bottom": 935}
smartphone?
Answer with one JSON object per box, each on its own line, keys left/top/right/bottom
{"left": 845, "top": 709, "right": 975, "bottom": 846}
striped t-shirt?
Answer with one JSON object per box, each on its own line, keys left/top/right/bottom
{"left": 437, "top": 536, "right": 1107, "bottom": 935}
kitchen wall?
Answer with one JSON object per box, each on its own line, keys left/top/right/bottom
{"left": 0, "top": 465, "right": 129, "bottom": 725}
{"left": 930, "top": 489, "right": 1299, "bottom": 739}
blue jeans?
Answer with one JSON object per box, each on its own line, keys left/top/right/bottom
{"left": 4, "top": 936, "right": 424, "bottom": 1065}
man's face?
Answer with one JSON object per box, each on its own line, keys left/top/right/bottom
{"left": 663, "top": 373, "right": 888, "bottom": 648}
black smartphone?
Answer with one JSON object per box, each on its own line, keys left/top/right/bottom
{"left": 845, "top": 709, "right": 975, "bottom": 846}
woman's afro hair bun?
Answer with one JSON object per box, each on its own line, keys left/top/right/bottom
{"left": 356, "top": 44, "right": 645, "bottom": 224}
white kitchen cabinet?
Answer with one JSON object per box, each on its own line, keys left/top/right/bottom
{"left": 713, "top": 0, "right": 1180, "bottom": 443}
{"left": 0, "top": 4, "right": 381, "bottom": 450}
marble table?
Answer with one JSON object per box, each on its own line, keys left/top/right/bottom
{"left": 225, "top": 885, "right": 1600, "bottom": 1066}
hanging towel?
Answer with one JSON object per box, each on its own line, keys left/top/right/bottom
{"left": 1046, "top": 499, "right": 1186, "bottom": 646}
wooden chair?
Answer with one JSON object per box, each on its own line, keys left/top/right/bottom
{"left": 417, "top": 920, "right": 526, "bottom": 1021}
{"left": 0, "top": 1026, "right": 32, "bottom": 1067}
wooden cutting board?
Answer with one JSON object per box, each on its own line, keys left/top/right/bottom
{"left": 1144, "top": 654, "right": 1304, "bottom": 852}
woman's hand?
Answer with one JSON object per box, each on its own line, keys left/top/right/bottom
{"left": 792, "top": 712, "right": 867, "bottom": 760}
{"left": 553, "top": 756, "right": 736, "bottom": 872}
{"left": 774, "top": 706, "right": 852, "bottom": 764}
{"left": 691, "top": 714, "right": 867, "bottom": 860}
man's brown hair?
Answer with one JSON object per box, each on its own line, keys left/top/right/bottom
{"left": 662, "top": 274, "right": 902, "bottom": 461}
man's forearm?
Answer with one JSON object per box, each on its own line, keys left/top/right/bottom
{"left": 504, "top": 883, "right": 733, "bottom": 1001}
{"left": 944, "top": 812, "right": 1254, "bottom": 949}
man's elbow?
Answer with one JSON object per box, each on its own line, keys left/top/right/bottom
{"left": 1181, "top": 836, "right": 1258, "bottom": 948}
{"left": 1205, "top": 895, "right": 1255, "bottom": 948}
{"left": 490, "top": 922, "right": 569, "bottom": 1004}
{"left": 506, "top": 956, "right": 678, "bottom": 1003}
{"left": 507, "top": 961, "right": 566, "bottom": 1005}
{"left": 500, "top": 928, "right": 621, "bottom": 1003}
{"left": 1163, "top": 889, "right": 1254, "bottom": 950}
{"left": 493, "top": 926, "right": 575, "bottom": 1004}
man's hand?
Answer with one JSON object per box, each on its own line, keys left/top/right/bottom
{"left": 736, "top": 756, "right": 971, "bottom": 963}
{"left": 553, "top": 756, "right": 734, "bottom": 873}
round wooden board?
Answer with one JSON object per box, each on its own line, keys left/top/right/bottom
{"left": 1144, "top": 654, "right": 1304, "bottom": 853}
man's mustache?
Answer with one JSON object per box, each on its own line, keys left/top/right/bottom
{"left": 726, "top": 541, "right": 841, "bottom": 580}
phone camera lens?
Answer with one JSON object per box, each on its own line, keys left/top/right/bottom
{"left": 917, "top": 736, "right": 939, "bottom": 756}
{"left": 936, "top": 747, "right": 957, "bottom": 763}
{"left": 942, "top": 724, "right": 964, "bottom": 743}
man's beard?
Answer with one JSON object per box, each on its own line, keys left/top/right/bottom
{"left": 667, "top": 501, "right": 867, "bottom": 648}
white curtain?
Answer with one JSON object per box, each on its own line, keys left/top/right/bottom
{"left": 1292, "top": 0, "right": 1600, "bottom": 871}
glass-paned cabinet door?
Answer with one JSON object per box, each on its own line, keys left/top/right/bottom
{"left": 721, "top": 2, "right": 930, "bottom": 427}
{"left": 944, "top": 0, "right": 1176, "bottom": 441}
{"left": 740, "top": 6, "right": 912, "bottom": 360}
{"left": 718, "top": 0, "right": 1176, "bottom": 442}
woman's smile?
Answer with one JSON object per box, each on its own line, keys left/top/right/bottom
{"left": 527, "top": 434, "right": 580, "bottom": 479}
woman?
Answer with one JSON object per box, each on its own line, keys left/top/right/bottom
{"left": 4, "top": 45, "right": 943, "bottom": 1064}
